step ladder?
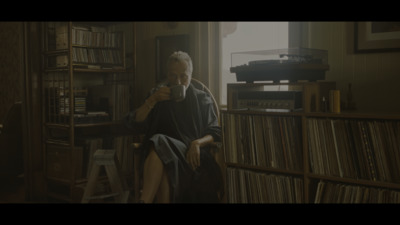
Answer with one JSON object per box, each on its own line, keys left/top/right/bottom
{"left": 81, "top": 149, "right": 130, "bottom": 203}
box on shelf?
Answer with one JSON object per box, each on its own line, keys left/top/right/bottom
{"left": 56, "top": 55, "right": 68, "bottom": 67}
{"left": 55, "top": 25, "right": 68, "bottom": 50}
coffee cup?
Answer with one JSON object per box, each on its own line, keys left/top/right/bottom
{"left": 170, "top": 85, "right": 186, "bottom": 102}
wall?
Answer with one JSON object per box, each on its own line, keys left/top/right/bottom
{"left": 305, "top": 22, "right": 400, "bottom": 112}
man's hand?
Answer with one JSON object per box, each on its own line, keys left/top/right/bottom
{"left": 150, "top": 86, "right": 171, "bottom": 103}
{"left": 135, "top": 86, "right": 171, "bottom": 122}
{"left": 187, "top": 140, "right": 201, "bottom": 170}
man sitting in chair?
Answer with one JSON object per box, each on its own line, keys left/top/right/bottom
{"left": 124, "top": 51, "right": 222, "bottom": 203}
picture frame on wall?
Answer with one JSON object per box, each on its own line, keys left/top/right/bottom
{"left": 155, "top": 34, "right": 190, "bottom": 82}
{"left": 355, "top": 22, "right": 400, "bottom": 53}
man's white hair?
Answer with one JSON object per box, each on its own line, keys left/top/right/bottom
{"left": 167, "top": 51, "right": 193, "bottom": 75}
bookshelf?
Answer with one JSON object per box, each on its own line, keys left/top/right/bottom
{"left": 41, "top": 22, "right": 136, "bottom": 202}
{"left": 221, "top": 109, "right": 400, "bottom": 203}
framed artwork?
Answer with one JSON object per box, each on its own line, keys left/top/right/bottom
{"left": 355, "top": 22, "right": 400, "bottom": 53}
{"left": 155, "top": 34, "right": 190, "bottom": 82}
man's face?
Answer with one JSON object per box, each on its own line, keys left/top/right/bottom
{"left": 167, "top": 60, "right": 191, "bottom": 89}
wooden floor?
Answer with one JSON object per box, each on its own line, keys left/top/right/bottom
{"left": 0, "top": 175, "right": 136, "bottom": 204}
{"left": 0, "top": 175, "right": 26, "bottom": 203}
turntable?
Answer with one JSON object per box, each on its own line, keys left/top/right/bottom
{"left": 230, "top": 48, "right": 329, "bottom": 83}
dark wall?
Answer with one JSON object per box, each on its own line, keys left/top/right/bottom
{"left": 0, "top": 22, "right": 46, "bottom": 202}
{"left": 0, "top": 22, "right": 24, "bottom": 177}
{"left": 0, "top": 22, "right": 23, "bottom": 121}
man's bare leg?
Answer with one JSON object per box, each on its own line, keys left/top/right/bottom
{"left": 155, "top": 169, "right": 170, "bottom": 203}
{"left": 139, "top": 146, "right": 164, "bottom": 203}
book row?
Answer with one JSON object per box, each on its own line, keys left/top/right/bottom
{"left": 226, "top": 167, "right": 304, "bottom": 203}
{"left": 72, "top": 47, "right": 123, "bottom": 65}
{"left": 54, "top": 25, "right": 123, "bottom": 49}
{"left": 71, "top": 28, "right": 123, "bottom": 48}
{"left": 221, "top": 113, "right": 303, "bottom": 171}
{"left": 314, "top": 180, "right": 400, "bottom": 203}
{"left": 45, "top": 87, "right": 88, "bottom": 115}
{"left": 44, "top": 75, "right": 130, "bottom": 124}
{"left": 307, "top": 118, "right": 400, "bottom": 183}
{"left": 58, "top": 96, "right": 86, "bottom": 114}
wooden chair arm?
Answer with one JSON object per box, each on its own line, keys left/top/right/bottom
{"left": 132, "top": 142, "right": 221, "bottom": 151}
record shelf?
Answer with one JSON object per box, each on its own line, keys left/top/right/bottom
{"left": 221, "top": 108, "right": 400, "bottom": 203}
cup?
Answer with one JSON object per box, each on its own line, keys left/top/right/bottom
{"left": 170, "top": 85, "right": 186, "bottom": 102}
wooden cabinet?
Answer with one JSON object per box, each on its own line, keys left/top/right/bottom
{"left": 221, "top": 109, "right": 400, "bottom": 203}
{"left": 41, "top": 22, "right": 136, "bottom": 202}
{"left": 227, "top": 81, "right": 336, "bottom": 112}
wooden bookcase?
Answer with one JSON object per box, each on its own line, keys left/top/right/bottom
{"left": 41, "top": 22, "right": 136, "bottom": 202}
{"left": 221, "top": 109, "right": 400, "bottom": 203}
